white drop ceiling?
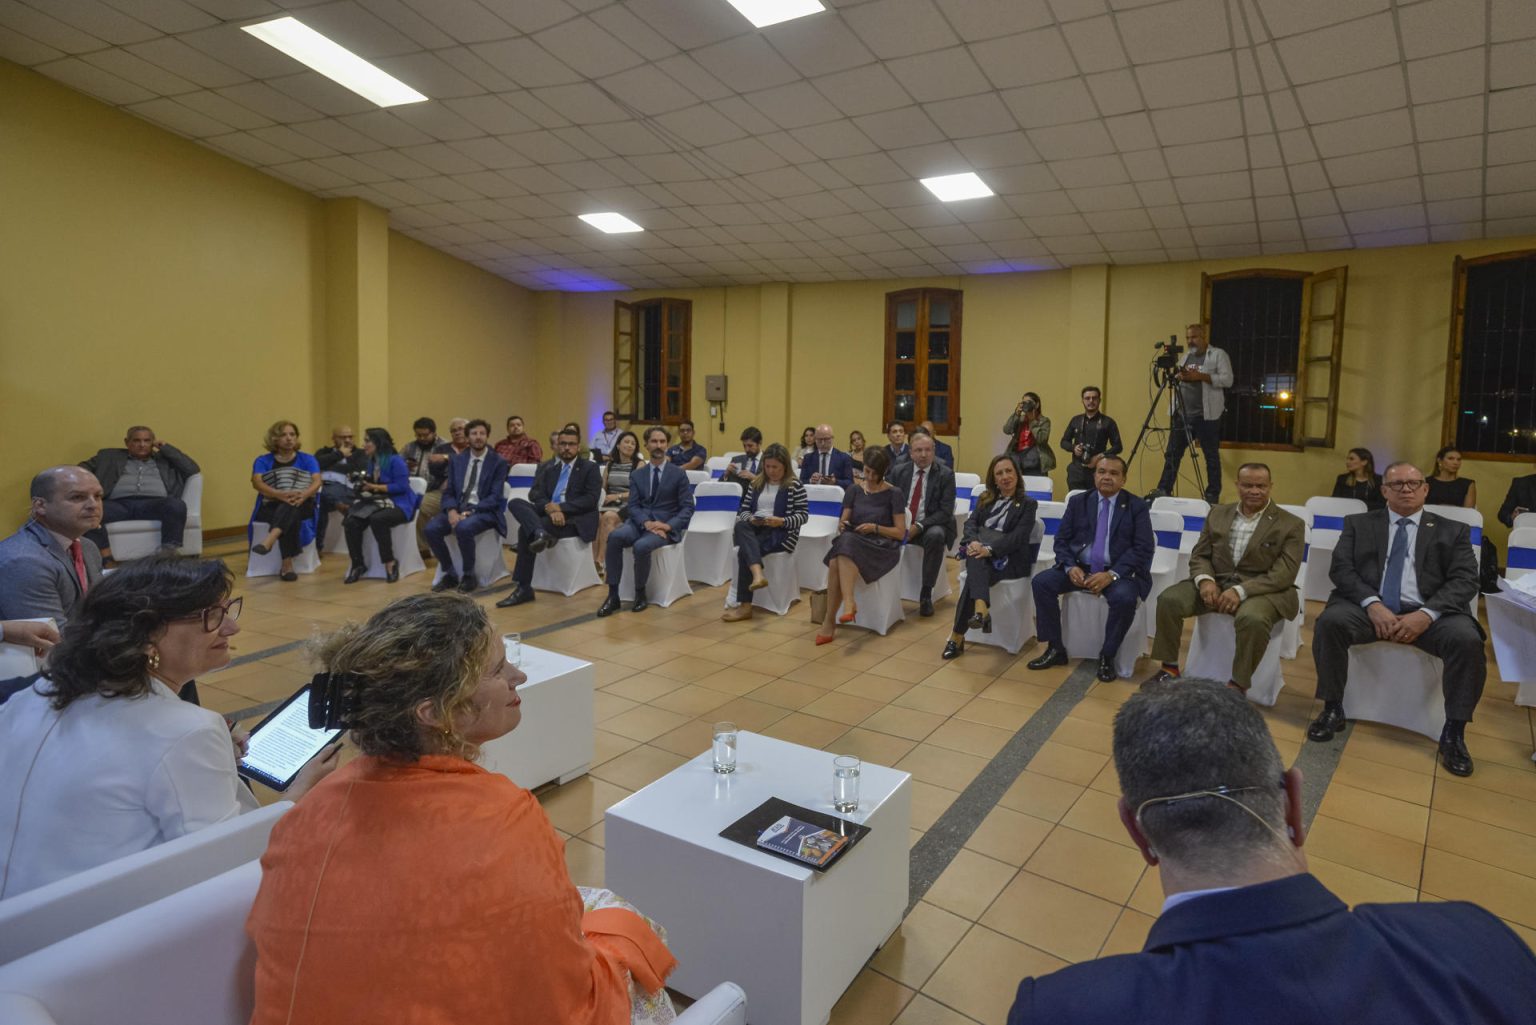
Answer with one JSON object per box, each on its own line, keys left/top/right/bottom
{"left": 6, "top": 0, "right": 1535, "bottom": 291}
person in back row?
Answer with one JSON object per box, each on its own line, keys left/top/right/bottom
{"left": 1006, "top": 679, "right": 1536, "bottom": 1024}
{"left": 402, "top": 417, "right": 454, "bottom": 556}
{"left": 667, "top": 419, "right": 707, "bottom": 471}
{"left": 597, "top": 427, "right": 694, "bottom": 617}
{"left": 426, "top": 419, "right": 508, "bottom": 594}
{"left": 722, "top": 426, "right": 763, "bottom": 484}
{"left": 1058, "top": 387, "right": 1122, "bottom": 493}
{"left": 81, "top": 426, "right": 199, "bottom": 562}
{"left": 800, "top": 424, "right": 854, "bottom": 490}
{"left": 494, "top": 414, "right": 543, "bottom": 469}
{"left": 498, "top": 427, "right": 602, "bottom": 609}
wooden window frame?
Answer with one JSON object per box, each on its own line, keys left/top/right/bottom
{"left": 884, "top": 287, "right": 963, "bottom": 435}
{"left": 613, "top": 297, "right": 692, "bottom": 426}
{"left": 1442, "top": 249, "right": 1536, "bottom": 462}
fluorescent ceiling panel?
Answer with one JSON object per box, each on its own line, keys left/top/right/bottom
{"left": 579, "top": 212, "right": 645, "bottom": 233}
{"left": 724, "top": 0, "right": 826, "bottom": 29}
{"left": 920, "top": 172, "right": 995, "bottom": 202}
{"left": 242, "top": 17, "right": 427, "bottom": 108}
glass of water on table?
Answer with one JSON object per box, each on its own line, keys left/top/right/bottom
{"left": 833, "top": 755, "right": 861, "bottom": 813}
{"left": 712, "top": 721, "right": 738, "bottom": 773}
{"left": 502, "top": 632, "right": 521, "bottom": 667}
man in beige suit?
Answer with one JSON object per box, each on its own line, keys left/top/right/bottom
{"left": 1147, "top": 463, "right": 1305, "bottom": 692}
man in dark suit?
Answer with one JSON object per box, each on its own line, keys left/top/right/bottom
{"left": 1497, "top": 465, "right": 1536, "bottom": 527}
{"left": 498, "top": 427, "right": 602, "bottom": 608}
{"left": 1148, "top": 463, "right": 1305, "bottom": 692}
{"left": 425, "top": 419, "right": 509, "bottom": 594}
{"left": 598, "top": 426, "right": 695, "bottom": 616}
{"left": 889, "top": 432, "right": 956, "bottom": 617}
{"left": 722, "top": 426, "right": 763, "bottom": 485}
{"left": 1029, "top": 455, "right": 1154, "bottom": 682}
{"left": 1308, "top": 461, "right": 1485, "bottom": 775}
{"left": 1008, "top": 678, "right": 1536, "bottom": 1025}
{"left": 80, "top": 426, "right": 199, "bottom": 561}
{"left": 0, "top": 467, "right": 105, "bottom": 628}
{"left": 799, "top": 424, "right": 854, "bottom": 490}
{"left": 919, "top": 420, "right": 954, "bottom": 469}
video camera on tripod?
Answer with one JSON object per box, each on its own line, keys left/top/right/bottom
{"left": 1153, "top": 334, "right": 1183, "bottom": 373}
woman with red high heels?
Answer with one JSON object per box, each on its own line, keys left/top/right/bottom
{"left": 816, "top": 446, "right": 906, "bottom": 645}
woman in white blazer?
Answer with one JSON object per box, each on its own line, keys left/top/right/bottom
{"left": 0, "top": 556, "right": 337, "bottom": 898}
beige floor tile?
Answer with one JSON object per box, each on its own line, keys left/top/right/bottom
{"left": 1025, "top": 742, "right": 1109, "bottom": 786}
{"left": 923, "top": 926, "right": 1065, "bottom": 1025}
{"left": 976, "top": 678, "right": 1057, "bottom": 710}
{"left": 650, "top": 653, "right": 733, "bottom": 683}
{"left": 871, "top": 901, "right": 973, "bottom": 990}
{"left": 952, "top": 696, "right": 1036, "bottom": 732}
{"left": 592, "top": 728, "right": 643, "bottom": 767}
{"left": 997, "top": 771, "right": 1084, "bottom": 823}
{"left": 924, "top": 719, "right": 1015, "bottom": 760}
{"left": 1318, "top": 782, "right": 1430, "bottom": 843}
{"left": 750, "top": 678, "right": 835, "bottom": 710}
{"left": 538, "top": 776, "right": 633, "bottom": 835}
{"left": 694, "top": 666, "right": 780, "bottom": 697}
{"left": 1441, "top": 757, "right": 1536, "bottom": 804}
{"left": 782, "top": 660, "right": 862, "bottom": 689}
{"left": 865, "top": 656, "right": 942, "bottom": 685}
{"left": 705, "top": 695, "right": 790, "bottom": 732}
{"left": 828, "top": 728, "right": 919, "bottom": 767}
{"left": 648, "top": 719, "right": 714, "bottom": 759}
{"left": 890, "top": 994, "right": 980, "bottom": 1025}
{"left": 1345, "top": 728, "right": 1440, "bottom": 775}
{"left": 923, "top": 848, "right": 1018, "bottom": 920}
{"left": 1421, "top": 848, "right": 1536, "bottom": 928}
{"left": 600, "top": 671, "right": 689, "bottom": 703}
{"left": 922, "top": 664, "right": 1001, "bottom": 696}
{"left": 1100, "top": 907, "right": 1156, "bottom": 956}
{"left": 1432, "top": 778, "right": 1536, "bottom": 837}
{"left": 1427, "top": 810, "right": 1536, "bottom": 879}
{"left": 896, "top": 744, "right": 991, "bottom": 792}
{"left": 1307, "top": 855, "right": 1419, "bottom": 906}
{"left": 909, "top": 780, "right": 962, "bottom": 831}
{"left": 759, "top": 712, "right": 850, "bottom": 749}
{"left": 563, "top": 837, "right": 604, "bottom": 888}
{"left": 802, "top": 690, "right": 885, "bottom": 725}
{"left": 819, "top": 644, "right": 898, "bottom": 672}
{"left": 1064, "top": 695, "right": 1123, "bottom": 727}
{"left": 578, "top": 820, "right": 605, "bottom": 848}
{"left": 593, "top": 691, "right": 640, "bottom": 724}
{"left": 964, "top": 806, "right": 1055, "bottom": 867}
{"left": 829, "top": 968, "right": 914, "bottom": 1025}
{"left": 1127, "top": 867, "right": 1166, "bottom": 916}
{"left": 194, "top": 684, "right": 257, "bottom": 715}
{"left": 1305, "top": 815, "right": 1425, "bottom": 888}
{"left": 589, "top": 744, "right": 688, "bottom": 792}
{"left": 1049, "top": 716, "right": 1115, "bottom": 756}
{"left": 1025, "top": 826, "right": 1148, "bottom": 904}
{"left": 601, "top": 704, "right": 693, "bottom": 742}
{"left": 862, "top": 705, "right": 948, "bottom": 742}
{"left": 1332, "top": 756, "right": 1434, "bottom": 806}
{"left": 838, "top": 673, "right": 919, "bottom": 703}
{"left": 1086, "top": 760, "right": 1121, "bottom": 796}
{"left": 647, "top": 683, "right": 736, "bottom": 717}
{"left": 893, "top": 686, "right": 974, "bottom": 716}
{"left": 980, "top": 870, "right": 1122, "bottom": 963}
{"left": 1059, "top": 787, "right": 1139, "bottom": 849}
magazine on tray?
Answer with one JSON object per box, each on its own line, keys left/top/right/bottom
{"left": 757, "top": 815, "right": 851, "bottom": 867}
{"left": 718, "top": 797, "right": 871, "bottom": 872}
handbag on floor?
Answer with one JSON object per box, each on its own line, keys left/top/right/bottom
{"left": 809, "top": 589, "right": 828, "bottom": 623}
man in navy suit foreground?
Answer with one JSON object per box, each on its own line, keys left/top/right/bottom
{"left": 597, "top": 426, "right": 694, "bottom": 616}
{"left": 1009, "top": 679, "right": 1536, "bottom": 1024}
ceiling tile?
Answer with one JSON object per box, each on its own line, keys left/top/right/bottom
{"left": 101, "top": 0, "right": 216, "bottom": 34}
{"left": 348, "top": 146, "right": 439, "bottom": 177}
{"left": 1421, "top": 169, "right": 1483, "bottom": 200}
{"left": 1417, "top": 136, "right": 1483, "bottom": 173}
{"left": 1491, "top": 0, "right": 1536, "bottom": 39}
{"left": 0, "top": 25, "right": 61, "bottom": 64}
{"left": 388, "top": 100, "right": 486, "bottom": 140}
{"left": 1489, "top": 86, "right": 1536, "bottom": 131}
{"left": 1085, "top": 69, "right": 1145, "bottom": 116}
{"left": 969, "top": 27, "right": 1078, "bottom": 89}
{"left": 1117, "top": 0, "right": 1231, "bottom": 63}
{"left": 1047, "top": 153, "right": 1127, "bottom": 187}
{"left": 467, "top": 38, "right": 583, "bottom": 88}
{"left": 922, "top": 92, "right": 1019, "bottom": 139}
{"left": 534, "top": 16, "right": 645, "bottom": 79}
{"left": 994, "top": 165, "right": 1067, "bottom": 195}
{"left": 1311, "top": 109, "right": 1414, "bottom": 158}
{"left": 885, "top": 47, "right": 993, "bottom": 102}
{"left": 935, "top": 0, "right": 1054, "bottom": 40}
{"left": 128, "top": 95, "right": 234, "bottom": 136}
{"left": 1003, "top": 78, "right": 1099, "bottom": 128}
{"left": 1253, "top": 0, "right": 1389, "bottom": 40}
{"left": 1406, "top": 48, "right": 1486, "bottom": 103}
{"left": 1325, "top": 144, "right": 1420, "bottom": 185}
{"left": 1182, "top": 198, "right": 1254, "bottom": 225}
{"left": 595, "top": 64, "right": 698, "bottom": 117}
{"left": 813, "top": 63, "right": 914, "bottom": 117}
{"left": 123, "top": 37, "right": 249, "bottom": 89}
{"left": 1334, "top": 176, "right": 1423, "bottom": 210}
{"left": 1491, "top": 39, "right": 1536, "bottom": 89}
{"left": 1068, "top": 183, "right": 1140, "bottom": 210}
{"left": 1274, "top": 13, "right": 1400, "bottom": 85}
{"left": 1398, "top": 0, "right": 1486, "bottom": 60}
{"left": 760, "top": 15, "right": 875, "bottom": 78}
{"left": 956, "top": 131, "right": 1043, "bottom": 168}
{"left": 1135, "top": 52, "right": 1238, "bottom": 107}
{"left": 1121, "top": 148, "right": 1169, "bottom": 180}
{"left": 266, "top": 71, "right": 375, "bottom": 118}
{"left": 1151, "top": 99, "right": 1244, "bottom": 146}
{"left": 41, "top": 0, "right": 159, "bottom": 45}
{"left": 410, "top": 0, "right": 523, "bottom": 41}
{"left": 174, "top": 89, "right": 273, "bottom": 131}
{"left": 36, "top": 56, "right": 155, "bottom": 105}
{"left": 842, "top": 0, "right": 960, "bottom": 59}
{"left": 0, "top": 0, "right": 106, "bottom": 53}
{"left": 82, "top": 48, "right": 198, "bottom": 96}
{"left": 1163, "top": 137, "right": 1248, "bottom": 175}
{"left": 1027, "top": 120, "right": 1116, "bottom": 159}
{"left": 1294, "top": 66, "right": 1407, "bottom": 123}
{"left": 826, "top": 151, "right": 911, "bottom": 185}
{"left": 1489, "top": 126, "right": 1536, "bottom": 165}
{"left": 336, "top": 109, "right": 436, "bottom": 148}
{"left": 1174, "top": 170, "right": 1251, "bottom": 203}
{"left": 789, "top": 119, "right": 882, "bottom": 159}
{"left": 442, "top": 95, "right": 537, "bottom": 135}
{"left": 587, "top": 4, "right": 679, "bottom": 62}
{"left": 297, "top": 2, "right": 424, "bottom": 59}
{"left": 1061, "top": 15, "right": 1127, "bottom": 72}
{"left": 692, "top": 30, "right": 805, "bottom": 93}
{"left": 852, "top": 105, "right": 946, "bottom": 148}
{"left": 1104, "top": 112, "right": 1157, "bottom": 150}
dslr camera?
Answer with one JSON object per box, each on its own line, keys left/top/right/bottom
{"left": 347, "top": 470, "right": 372, "bottom": 499}
{"left": 1153, "top": 334, "right": 1183, "bottom": 372}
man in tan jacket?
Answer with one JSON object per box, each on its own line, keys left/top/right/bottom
{"left": 1147, "top": 463, "right": 1305, "bottom": 691}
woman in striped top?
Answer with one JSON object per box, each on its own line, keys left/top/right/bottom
{"left": 249, "top": 420, "right": 322, "bottom": 581}
{"left": 595, "top": 431, "right": 641, "bottom": 577}
{"left": 722, "top": 443, "right": 808, "bottom": 622}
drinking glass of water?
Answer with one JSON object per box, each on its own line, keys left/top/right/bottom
{"left": 833, "top": 755, "right": 861, "bottom": 813}
{"left": 502, "top": 633, "right": 522, "bottom": 668}
{"left": 712, "top": 721, "right": 738, "bottom": 774}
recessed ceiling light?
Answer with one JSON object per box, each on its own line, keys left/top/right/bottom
{"left": 580, "top": 212, "right": 644, "bottom": 234}
{"left": 920, "top": 172, "right": 995, "bottom": 202}
{"left": 724, "top": 0, "right": 826, "bottom": 29}
{"left": 242, "top": 17, "right": 426, "bottom": 108}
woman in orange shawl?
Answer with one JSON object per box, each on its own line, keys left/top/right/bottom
{"left": 246, "top": 593, "right": 676, "bottom": 1024}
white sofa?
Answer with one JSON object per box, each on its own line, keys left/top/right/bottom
{"left": 104, "top": 473, "right": 204, "bottom": 558}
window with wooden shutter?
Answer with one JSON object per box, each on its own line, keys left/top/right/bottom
{"left": 885, "top": 288, "right": 962, "bottom": 435}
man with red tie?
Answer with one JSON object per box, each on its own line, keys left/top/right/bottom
{"left": 0, "top": 466, "right": 105, "bottom": 629}
{"left": 887, "top": 431, "right": 956, "bottom": 617}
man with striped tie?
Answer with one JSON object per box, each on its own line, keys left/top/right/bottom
{"left": 1308, "top": 462, "right": 1485, "bottom": 776}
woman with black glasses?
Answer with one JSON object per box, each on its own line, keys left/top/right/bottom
{"left": 0, "top": 557, "right": 338, "bottom": 898}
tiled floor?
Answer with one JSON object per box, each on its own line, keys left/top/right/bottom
{"left": 212, "top": 537, "right": 1536, "bottom": 1024}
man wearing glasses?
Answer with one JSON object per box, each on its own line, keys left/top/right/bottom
{"left": 1306, "top": 462, "right": 1485, "bottom": 776}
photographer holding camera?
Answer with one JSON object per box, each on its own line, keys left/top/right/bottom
{"left": 1059, "top": 386, "right": 1123, "bottom": 493}
{"left": 1149, "top": 323, "right": 1232, "bottom": 504}
{"left": 1003, "top": 391, "right": 1054, "bottom": 478}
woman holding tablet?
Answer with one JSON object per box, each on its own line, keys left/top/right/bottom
{"left": 247, "top": 593, "right": 678, "bottom": 1025}
{"left": 0, "top": 557, "right": 339, "bottom": 898}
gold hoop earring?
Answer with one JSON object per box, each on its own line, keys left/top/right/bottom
{"left": 146, "top": 649, "right": 161, "bottom": 671}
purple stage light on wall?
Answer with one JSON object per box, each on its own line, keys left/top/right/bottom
{"left": 537, "top": 270, "right": 628, "bottom": 292}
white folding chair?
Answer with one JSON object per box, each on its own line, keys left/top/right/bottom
{"left": 726, "top": 550, "right": 800, "bottom": 615}
{"left": 1486, "top": 584, "right": 1536, "bottom": 708}
{"left": 959, "top": 520, "right": 1042, "bottom": 654}
{"left": 530, "top": 537, "right": 603, "bottom": 596}
{"left": 683, "top": 481, "right": 742, "bottom": 586}
{"left": 1342, "top": 643, "right": 1447, "bottom": 741}
{"left": 1302, "top": 496, "right": 1366, "bottom": 602}
{"left": 686, "top": 470, "right": 711, "bottom": 489}
{"left": 1515, "top": 512, "right": 1536, "bottom": 531}
{"left": 1065, "top": 489, "right": 1086, "bottom": 501}
{"left": 1425, "top": 504, "right": 1483, "bottom": 617}
{"left": 617, "top": 544, "right": 693, "bottom": 607}
{"left": 795, "top": 485, "right": 845, "bottom": 590}
{"left": 501, "top": 463, "right": 538, "bottom": 552}
{"left": 705, "top": 456, "right": 731, "bottom": 480}
{"left": 1144, "top": 510, "right": 1185, "bottom": 634}
{"left": 1032, "top": 499, "right": 1066, "bottom": 576}
{"left": 952, "top": 473, "right": 981, "bottom": 518}
{"left": 899, "top": 544, "right": 953, "bottom": 604}
{"left": 1150, "top": 496, "right": 1209, "bottom": 584}
{"left": 432, "top": 529, "right": 510, "bottom": 588}
{"left": 360, "top": 477, "right": 427, "bottom": 580}
{"left": 844, "top": 571, "right": 905, "bottom": 636}
{"left": 1185, "top": 614, "right": 1289, "bottom": 705}
{"left": 1023, "top": 475, "right": 1053, "bottom": 502}
{"left": 104, "top": 474, "right": 204, "bottom": 560}
{"left": 321, "top": 509, "right": 346, "bottom": 554}
{"left": 1505, "top": 527, "right": 1536, "bottom": 583}
{"left": 245, "top": 520, "right": 320, "bottom": 578}
{"left": 1060, "top": 591, "right": 1149, "bottom": 678}
{"left": 1277, "top": 505, "right": 1311, "bottom": 658}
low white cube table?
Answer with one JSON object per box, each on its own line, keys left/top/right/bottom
{"left": 477, "top": 643, "right": 594, "bottom": 789}
{"left": 605, "top": 732, "right": 911, "bottom": 1025}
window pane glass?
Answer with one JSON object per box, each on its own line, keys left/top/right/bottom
{"left": 927, "top": 363, "right": 948, "bottom": 391}
{"left": 895, "top": 301, "right": 917, "bottom": 330}
{"left": 930, "top": 301, "right": 950, "bottom": 328}
{"left": 667, "top": 369, "right": 681, "bottom": 388}
{"left": 665, "top": 392, "right": 680, "bottom": 417}
{"left": 926, "top": 395, "right": 948, "bottom": 424}
{"left": 895, "top": 363, "right": 916, "bottom": 391}
{"left": 928, "top": 332, "right": 949, "bottom": 360}
{"left": 1209, "top": 276, "right": 1303, "bottom": 446}
{"left": 1457, "top": 256, "right": 1536, "bottom": 455}
{"left": 668, "top": 306, "right": 686, "bottom": 331}
{"left": 894, "top": 394, "right": 915, "bottom": 421}
{"left": 896, "top": 331, "right": 916, "bottom": 361}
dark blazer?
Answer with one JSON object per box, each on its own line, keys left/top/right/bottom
{"left": 1189, "top": 504, "right": 1305, "bottom": 620}
{"left": 1008, "top": 873, "right": 1536, "bottom": 1025}
{"left": 1498, "top": 472, "right": 1536, "bottom": 528}
{"left": 1333, "top": 472, "right": 1386, "bottom": 511}
{"left": 799, "top": 448, "right": 854, "bottom": 490}
{"left": 1328, "top": 508, "right": 1479, "bottom": 623}
{"left": 1054, "top": 488, "right": 1155, "bottom": 597}
{"left": 81, "top": 445, "right": 199, "bottom": 499}
{"left": 626, "top": 461, "right": 695, "bottom": 539}
{"left": 723, "top": 451, "right": 762, "bottom": 484}
{"left": 963, "top": 494, "right": 1038, "bottom": 579}
{"left": 0, "top": 520, "right": 103, "bottom": 627}
{"left": 527, "top": 457, "right": 602, "bottom": 543}
{"left": 442, "top": 449, "right": 510, "bottom": 536}
{"left": 884, "top": 442, "right": 910, "bottom": 467}
{"left": 888, "top": 460, "right": 957, "bottom": 546}
{"left": 932, "top": 439, "right": 955, "bottom": 469}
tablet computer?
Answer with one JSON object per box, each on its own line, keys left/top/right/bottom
{"left": 237, "top": 684, "right": 342, "bottom": 792}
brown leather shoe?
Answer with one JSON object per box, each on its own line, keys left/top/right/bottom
{"left": 722, "top": 604, "right": 754, "bottom": 622}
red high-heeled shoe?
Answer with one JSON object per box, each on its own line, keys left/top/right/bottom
{"left": 815, "top": 632, "right": 835, "bottom": 646}
{"left": 838, "top": 608, "right": 857, "bottom": 624}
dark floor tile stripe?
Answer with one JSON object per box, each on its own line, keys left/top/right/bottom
{"left": 1293, "top": 721, "right": 1351, "bottom": 829}
{"left": 906, "top": 659, "right": 1102, "bottom": 915}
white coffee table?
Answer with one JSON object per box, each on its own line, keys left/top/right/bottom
{"left": 605, "top": 732, "right": 911, "bottom": 1025}
{"left": 477, "top": 643, "right": 594, "bottom": 789}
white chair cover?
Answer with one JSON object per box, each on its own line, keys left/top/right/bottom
{"left": 959, "top": 520, "right": 1043, "bottom": 655}
{"left": 617, "top": 543, "right": 693, "bottom": 607}
{"left": 683, "top": 481, "right": 742, "bottom": 586}
{"left": 529, "top": 537, "right": 603, "bottom": 596}
{"left": 1302, "top": 496, "right": 1366, "bottom": 602}
{"left": 1185, "top": 614, "right": 1288, "bottom": 705}
{"left": 1342, "top": 642, "right": 1447, "bottom": 741}
{"left": 1060, "top": 591, "right": 1148, "bottom": 678}
{"left": 794, "top": 484, "right": 845, "bottom": 590}
{"left": 726, "top": 550, "right": 800, "bottom": 615}
{"left": 104, "top": 473, "right": 205, "bottom": 559}
{"left": 362, "top": 477, "right": 426, "bottom": 580}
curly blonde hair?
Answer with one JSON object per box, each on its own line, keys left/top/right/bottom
{"left": 263, "top": 419, "right": 301, "bottom": 454}
{"left": 311, "top": 593, "right": 498, "bottom": 762}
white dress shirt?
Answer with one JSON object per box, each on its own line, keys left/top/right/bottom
{"left": 0, "top": 678, "right": 258, "bottom": 898}
{"left": 1361, "top": 509, "right": 1439, "bottom": 621}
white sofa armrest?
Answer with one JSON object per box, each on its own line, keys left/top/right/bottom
{"left": 676, "top": 982, "right": 747, "bottom": 1025}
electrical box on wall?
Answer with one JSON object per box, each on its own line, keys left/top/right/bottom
{"left": 705, "top": 375, "right": 728, "bottom": 402}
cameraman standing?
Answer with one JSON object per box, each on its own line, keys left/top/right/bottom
{"left": 1059, "top": 386, "right": 1123, "bottom": 493}
{"left": 1003, "top": 391, "right": 1054, "bottom": 478}
{"left": 1150, "top": 323, "right": 1232, "bottom": 504}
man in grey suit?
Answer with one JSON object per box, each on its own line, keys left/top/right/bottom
{"left": 80, "top": 426, "right": 199, "bottom": 562}
{"left": 0, "top": 467, "right": 105, "bottom": 629}
{"left": 1308, "top": 461, "right": 1484, "bottom": 776}
{"left": 597, "top": 426, "right": 695, "bottom": 617}
{"left": 888, "top": 431, "right": 956, "bottom": 617}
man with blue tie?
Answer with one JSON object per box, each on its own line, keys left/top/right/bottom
{"left": 1029, "top": 455, "right": 1155, "bottom": 682}
{"left": 425, "top": 419, "right": 508, "bottom": 594}
{"left": 799, "top": 424, "right": 854, "bottom": 490}
{"left": 1308, "top": 461, "right": 1484, "bottom": 776}
{"left": 597, "top": 426, "right": 694, "bottom": 616}
{"left": 1007, "top": 678, "right": 1536, "bottom": 1025}
{"left": 498, "top": 427, "right": 602, "bottom": 608}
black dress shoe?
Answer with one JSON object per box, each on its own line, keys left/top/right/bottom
{"left": 458, "top": 573, "right": 480, "bottom": 593}
{"left": 432, "top": 574, "right": 459, "bottom": 593}
{"left": 496, "top": 586, "right": 535, "bottom": 608}
{"left": 1307, "top": 704, "right": 1348, "bottom": 742}
{"left": 941, "top": 639, "right": 964, "bottom": 660}
{"left": 596, "top": 595, "right": 621, "bottom": 617}
{"left": 631, "top": 593, "right": 650, "bottom": 613}
{"left": 981, "top": 613, "right": 992, "bottom": 634}
{"left": 279, "top": 571, "right": 298, "bottom": 583}
{"left": 385, "top": 561, "right": 399, "bottom": 583}
{"left": 1096, "top": 656, "right": 1117, "bottom": 682}
{"left": 968, "top": 610, "right": 986, "bottom": 630}
{"left": 528, "top": 531, "right": 554, "bottom": 554}
{"left": 919, "top": 598, "right": 934, "bottom": 617}
{"left": 1027, "top": 646, "right": 1069, "bottom": 670}
{"left": 1142, "top": 667, "right": 1178, "bottom": 687}
{"left": 344, "top": 566, "right": 365, "bottom": 585}
{"left": 1439, "top": 734, "right": 1474, "bottom": 777}
{"left": 251, "top": 542, "right": 271, "bottom": 556}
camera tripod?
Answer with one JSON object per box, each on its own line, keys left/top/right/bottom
{"left": 1125, "top": 357, "right": 1206, "bottom": 499}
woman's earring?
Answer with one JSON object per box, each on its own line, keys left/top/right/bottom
{"left": 146, "top": 648, "right": 161, "bottom": 671}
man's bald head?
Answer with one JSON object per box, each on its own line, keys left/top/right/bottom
{"left": 31, "top": 467, "right": 104, "bottom": 538}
